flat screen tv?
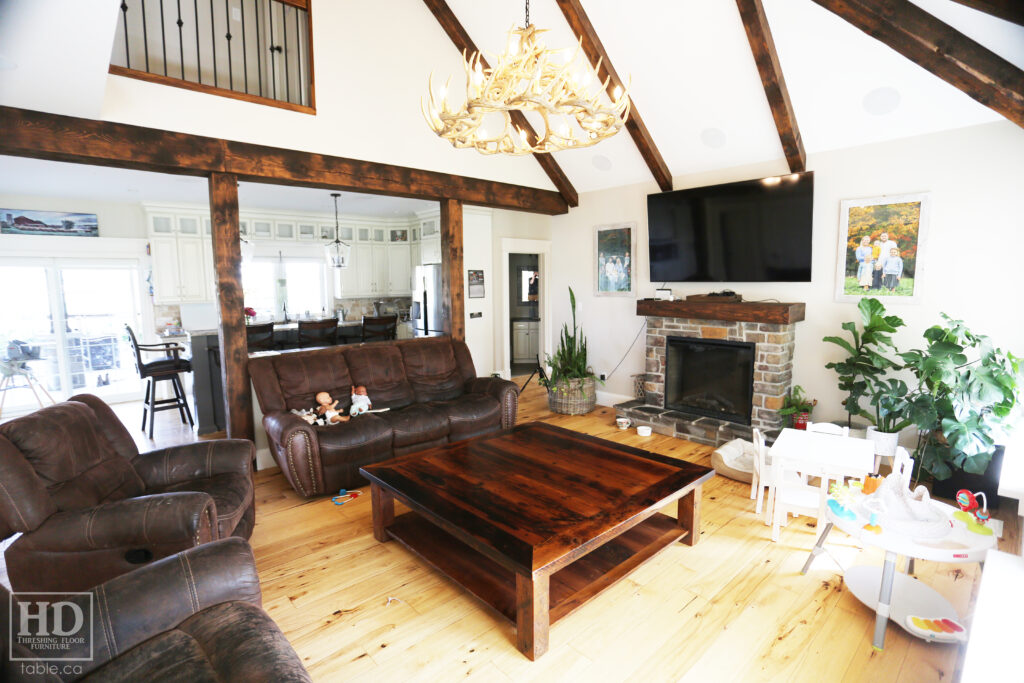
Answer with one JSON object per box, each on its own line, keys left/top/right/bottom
{"left": 648, "top": 172, "right": 814, "bottom": 283}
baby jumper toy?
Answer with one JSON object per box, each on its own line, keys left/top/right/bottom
{"left": 905, "top": 615, "right": 967, "bottom": 643}
{"left": 954, "top": 489, "right": 993, "bottom": 536}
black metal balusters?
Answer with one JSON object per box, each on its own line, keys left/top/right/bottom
{"left": 176, "top": 0, "right": 185, "bottom": 79}
{"left": 224, "top": 0, "right": 233, "bottom": 91}
{"left": 193, "top": 0, "right": 201, "bottom": 83}
{"left": 209, "top": 0, "right": 218, "bottom": 88}
{"left": 240, "top": 0, "right": 248, "bottom": 93}
{"left": 255, "top": 0, "right": 263, "bottom": 97}
{"left": 142, "top": 0, "right": 151, "bottom": 72}
{"left": 121, "top": 1, "right": 131, "bottom": 69}
{"left": 268, "top": 2, "right": 278, "bottom": 101}
{"left": 159, "top": 0, "right": 168, "bottom": 76}
{"left": 282, "top": 2, "right": 290, "bottom": 103}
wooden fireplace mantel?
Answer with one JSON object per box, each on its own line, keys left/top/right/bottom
{"left": 636, "top": 299, "right": 806, "bottom": 325}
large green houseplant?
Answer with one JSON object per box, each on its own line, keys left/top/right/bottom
{"left": 823, "top": 298, "right": 906, "bottom": 428}
{"left": 541, "top": 286, "right": 599, "bottom": 415}
{"left": 900, "top": 314, "right": 1022, "bottom": 481}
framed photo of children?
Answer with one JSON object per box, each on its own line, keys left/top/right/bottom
{"left": 594, "top": 222, "right": 636, "bottom": 297}
{"left": 834, "top": 193, "right": 931, "bottom": 304}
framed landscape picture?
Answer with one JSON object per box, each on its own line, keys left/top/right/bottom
{"left": 1, "top": 209, "right": 98, "bottom": 237}
{"left": 834, "top": 193, "right": 930, "bottom": 303}
{"left": 594, "top": 222, "right": 636, "bottom": 297}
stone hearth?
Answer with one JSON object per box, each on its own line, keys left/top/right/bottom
{"left": 615, "top": 300, "right": 803, "bottom": 447}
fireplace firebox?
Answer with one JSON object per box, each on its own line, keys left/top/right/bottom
{"left": 665, "top": 336, "right": 755, "bottom": 425}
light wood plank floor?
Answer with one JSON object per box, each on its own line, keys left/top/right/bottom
{"left": 252, "top": 380, "right": 1020, "bottom": 682}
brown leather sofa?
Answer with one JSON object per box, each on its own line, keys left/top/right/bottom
{"left": 0, "top": 394, "right": 255, "bottom": 592}
{"left": 250, "top": 336, "right": 518, "bottom": 497}
{"left": 1, "top": 538, "right": 311, "bottom": 682}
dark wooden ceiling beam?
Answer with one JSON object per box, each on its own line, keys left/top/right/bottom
{"left": 0, "top": 105, "right": 569, "bottom": 215}
{"left": 735, "top": 0, "right": 806, "bottom": 173}
{"left": 421, "top": 0, "right": 579, "bottom": 207}
{"left": 811, "top": 0, "right": 1024, "bottom": 130}
{"left": 950, "top": 0, "right": 1024, "bottom": 28}
{"left": 554, "top": 0, "right": 673, "bottom": 192}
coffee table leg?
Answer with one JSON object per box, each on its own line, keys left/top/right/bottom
{"left": 872, "top": 551, "right": 897, "bottom": 651}
{"left": 515, "top": 572, "right": 549, "bottom": 660}
{"left": 370, "top": 483, "right": 394, "bottom": 543}
{"left": 678, "top": 486, "right": 701, "bottom": 546}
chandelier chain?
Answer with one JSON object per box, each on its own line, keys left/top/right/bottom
{"left": 524, "top": 0, "right": 529, "bottom": 29}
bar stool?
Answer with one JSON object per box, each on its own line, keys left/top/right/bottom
{"left": 361, "top": 315, "right": 397, "bottom": 342}
{"left": 297, "top": 318, "right": 338, "bottom": 348}
{"left": 246, "top": 322, "right": 277, "bottom": 352}
{"left": 126, "top": 325, "right": 194, "bottom": 439}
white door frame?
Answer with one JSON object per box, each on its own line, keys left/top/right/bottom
{"left": 500, "top": 238, "right": 551, "bottom": 379}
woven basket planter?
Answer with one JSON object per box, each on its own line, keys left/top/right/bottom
{"left": 546, "top": 377, "right": 597, "bottom": 415}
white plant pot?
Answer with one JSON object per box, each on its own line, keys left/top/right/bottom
{"left": 865, "top": 426, "right": 899, "bottom": 458}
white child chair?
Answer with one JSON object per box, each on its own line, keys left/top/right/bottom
{"left": 751, "top": 429, "right": 808, "bottom": 527}
{"left": 805, "top": 422, "right": 850, "bottom": 437}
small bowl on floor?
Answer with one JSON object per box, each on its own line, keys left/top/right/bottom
{"left": 636, "top": 425, "right": 652, "bottom": 437}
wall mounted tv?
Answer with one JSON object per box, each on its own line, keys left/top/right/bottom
{"left": 647, "top": 171, "right": 814, "bottom": 283}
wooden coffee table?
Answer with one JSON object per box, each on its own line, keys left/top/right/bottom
{"left": 360, "top": 421, "right": 714, "bottom": 659}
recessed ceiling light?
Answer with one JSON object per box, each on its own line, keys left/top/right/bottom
{"left": 591, "top": 154, "right": 612, "bottom": 171}
{"left": 0, "top": 55, "right": 17, "bottom": 71}
{"left": 863, "top": 87, "right": 901, "bottom": 116}
{"left": 700, "top": 128, "right": 727, "bottom": 149}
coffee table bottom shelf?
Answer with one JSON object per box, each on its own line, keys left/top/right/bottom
{"left": 386, "top": 511, "right": 687, "bottom": 628}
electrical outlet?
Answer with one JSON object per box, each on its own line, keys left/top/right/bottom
{"left": 599, "top": 373, "right": 606, "bottom": 381}
{"left": 470, "top": 312, "right": 482, "bottom": 319}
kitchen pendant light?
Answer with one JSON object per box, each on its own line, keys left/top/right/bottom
{"left": 324, "top": 193, "right": 350, "bottom": 269}
{"left": 422, "top": 0, "right": 630, "bottom": 155}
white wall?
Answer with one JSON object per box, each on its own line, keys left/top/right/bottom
{"left": 550, "top": 120, "right": 1024, "bottom": 417}
{"left": 462, "top": 208, "right": 493, "bottom": 375}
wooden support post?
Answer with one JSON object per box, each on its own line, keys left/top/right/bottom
{"left": 439, "top": 199, "right": 465, "bottom": 342}
{"left": 208, "top": 172, "right": 254, "bottom": 442}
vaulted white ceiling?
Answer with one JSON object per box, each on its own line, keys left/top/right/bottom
{"left": 0, "top": 0, "right": 1022, "bottom": 200}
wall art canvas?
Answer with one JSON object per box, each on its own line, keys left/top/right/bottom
{"left": 467, "top": 269, "right": 485, "bottom": 298}
{"left": 1, "top": 209, "right": 99, "bottom": 237}
{"left": 595, "top": 222, "right": 636, "bottom": 297}
{"left": 835, "top": 193, "right": 930, "bottom": 303}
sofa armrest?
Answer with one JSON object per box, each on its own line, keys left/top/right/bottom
{"left": 263, "top": 412, "right": 324, "bottom": 497}
{"left": 465, "top": 377, "right": 519, "bottom": 430}
{"left": 64, "top": 538, "right": 262, "bottom": 677}
{"left": 11, "top": 492, "right": 217, "bottom": 553}
{"left": 133, "top": 439, "right": 255, "bottom": 489}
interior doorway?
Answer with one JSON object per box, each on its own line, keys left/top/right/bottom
{"left": 499, "top": 238, "right": 551, "bottom": 380}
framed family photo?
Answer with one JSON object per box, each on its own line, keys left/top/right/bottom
{"left": 594, "top": 222, "right": 636, "bottom": 297}
{"left": 834, "top": 193, "right": 930, "bottom": 303}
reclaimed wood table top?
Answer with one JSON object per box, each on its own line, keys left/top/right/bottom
{"left": 361, "top": 421, "right": 714, "bottom": 574}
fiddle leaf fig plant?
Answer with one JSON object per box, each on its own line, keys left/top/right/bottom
{"left": 900, "top": 314, "right": 1022, "bottom": 480}
{"left": 823, "top": 298, "right": 906, "bottom": 427}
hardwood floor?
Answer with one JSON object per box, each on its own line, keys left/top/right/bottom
{"left": 251, "top": 380, "right": 1021, "bottom": 682}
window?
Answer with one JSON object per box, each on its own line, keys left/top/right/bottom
{"left": 242, "top": 258, "right": 326, "bottom": 320}
{"left": 284, "top": 260, "right": 326, "bottom": 318}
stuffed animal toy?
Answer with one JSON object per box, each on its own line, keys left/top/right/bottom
{"left": 290, "top": 408, "right": 326, "bottom": 426}
{"left": 350, "top": 385, "right": 372, "bottom": 416}
{"left": 315, "top": 391, "right": 349, "bottom": 424}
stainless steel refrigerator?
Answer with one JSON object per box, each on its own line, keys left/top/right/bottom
{"left": 411, "top": 265, "right": 445, "bottom": 337}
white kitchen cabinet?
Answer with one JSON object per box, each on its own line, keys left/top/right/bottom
{"left": 354, "top": 244, "right": 374, "bottom": 295}
{"left": 410, "top": 242, "right": 421, "bottom": 271}
{"left": 150, "top": 236, "right": 209, "bottom": 303}
{"left": 252, "top": 220, "right": 273, "bottom": 239}
{"left": 387, "top": 244, "right": 411, "bottom": 295}
{"left": 177, "top": 216, "right": 201, "bottom": 236}
{"left": 420, "top": 235, "right": 441, "bottom": 265}
{"left": 150, "top": 215, "right": 175, "bottom": 235}
{"left": 371, "top": 244, "right": 388, "bottom": 294}
{"left": 275, "top": 221, "right": 295, "bottom": 240}
{"left": 420, "top": 218, "right": 438, "bottom": 238}
{"left": 202, "top": 239, "right": 217, "bottom": 301}
{"left": 297, "top": 223, "right": 317, "bottom": 240}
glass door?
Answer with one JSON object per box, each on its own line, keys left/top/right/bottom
{"left": 0, "top": 260, "right": 144, "bottom": 416}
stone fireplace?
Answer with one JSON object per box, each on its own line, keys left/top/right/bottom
{"left": 615, "top": 299, "right": 804, "bottom": 446}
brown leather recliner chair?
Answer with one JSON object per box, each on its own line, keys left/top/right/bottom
{"left": 250, "top": 336, "right": 519, "bottom": 497}
{"left": 1, "top": 538, "right": 311, "bottom": 682}
{"left": 0, "top": 394, "right": 255, "bottom": 592}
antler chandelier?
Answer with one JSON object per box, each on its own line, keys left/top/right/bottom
{"left": 422, "top": 0, "right": 630, "bottom": 155}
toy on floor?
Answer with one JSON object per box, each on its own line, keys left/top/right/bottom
{"left": 350, "top": 385, "right": 373, "bottom": 416}
{"left": 332, "top": 488, "right": 362, "bottom": 506}
{"left": 954, "top": 489, "right": 994, "bottom": 536}
{"left": 316, "top": 391, "right": 350, "bottom": 424}
{"left": 905, "top": 615, "right": 967, "bottom": 643}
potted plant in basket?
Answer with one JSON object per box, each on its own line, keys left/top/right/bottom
{"left": 899, "top": 314, "right": 1021, "bottom": 498}
{"left": 823, "top": 298, "right": 906, "bottom": 434}
{"left": 540, "top": 286, "right": 600, "bottom": 415}
{"left": 778, "top": 385, "right": 816, "bottom": 429}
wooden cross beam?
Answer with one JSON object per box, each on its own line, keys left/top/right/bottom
{"left": 811, "top": 0, "right": 1024, "bottom": 130}
{"left": 554, "top": 0, "right": 673, "bottom": 192}
{"left": 951, "top": 0, "right": 1024, "bottom": 28}
{"left": 421, "top": 0, "right": 579, "bottom": 207}
{"left": 736, "top": 0, "right": 807, "bottom": 173}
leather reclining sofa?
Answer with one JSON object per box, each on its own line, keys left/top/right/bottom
{"left": 0, "top": 394, "right": 255, "bottom": 592}
{"left": 250, "top": 336, "right": 519, "bottom": 497}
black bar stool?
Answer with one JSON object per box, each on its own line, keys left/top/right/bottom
{"left": 361, "top": 315, "right": 397, "bottom": 342}
{"left": 297, "top": 318, "right": 338, "bottom": 348}
{"left": 126, "top": 325, "right": 194, "bottom": 439}
{"left": 246, "top": 322, "right": 277, "bottom": 351}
